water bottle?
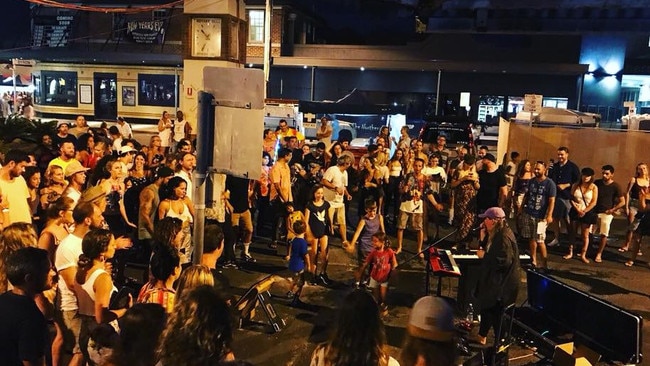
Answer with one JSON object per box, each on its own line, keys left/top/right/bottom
{"left": 466, "top": 303, "right": 474, "bottom": 323}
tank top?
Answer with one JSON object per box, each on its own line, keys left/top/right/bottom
{"left": 173, "top": 120, "right": 187, "bottom": 142}
{"left": 77, "top": 268, "right": 116, "bottom": 317}
{"left": 105, "top": 187, "right": 122, "bottom": 216}
{"left": 573, "top": 185, "right": 594, "bottom": 211}
{"left": 513, "top": 177, "right": 531, "bottom": 195}
{"left": 630, "top": 178, "right": 649, "bottom": 202}
{"left": 359, "top": 214, "right": 380, "bottom": 254}
{"left": 165, "top": 200, "right": 193, "bottom": 224}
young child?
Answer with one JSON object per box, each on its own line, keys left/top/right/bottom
{"left": 284, "top": 202, "right": 306, "bottom": 260}
{"left": 349, "top": 198, "right": 385, "bottom": 286}
{"left": 286, "top": 220, "right": 311, "bottom": 307}
{"left": 356, "top": 231, "right": 397, "bottom": 316}
{"left": 305, "top": 184, "right": 333, "bottom": 285}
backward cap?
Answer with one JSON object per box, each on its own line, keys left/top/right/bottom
{"left": 406, "top": 296, "right": 455, "bottom": 342}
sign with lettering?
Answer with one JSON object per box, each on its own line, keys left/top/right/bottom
{"left": 126, "top": 21, "right": 166, "bottom": 44}
{"left": 523, "top": 94, "right": 543, "bottom": 113}
{"left": 32, "top": 15, "right": 73, "bottom": 47}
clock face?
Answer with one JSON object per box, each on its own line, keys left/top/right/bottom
{"left": 191, "top": 18, "right": 222, "bottom": 58}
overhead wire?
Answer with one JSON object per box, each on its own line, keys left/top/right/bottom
{"left": 22, "top": 0, "right": 184, "bottom": 14}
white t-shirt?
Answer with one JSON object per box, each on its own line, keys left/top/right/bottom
{"left": 55, "top": 234, "right": 83, "bottom": 312}
{"left": 117, "top": 122, "right": 133, "bottom": 139}
{"left": 322, "top": 166, "right": 348, "bottom": 208}
{"left": 173, "top": 120, "right": 187, "bottom": 142}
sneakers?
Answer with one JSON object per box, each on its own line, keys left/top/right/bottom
{"left": 268, "top": 242, "right": 278, "bottom": 249}
{"left": 316, "top": 273, "right": 330, "bottom": 286}
{"left": 241, "top": 253, "right": 256, "bottom": 263}
{"left": 547, "top": 238, "right": 559, "bottom": 247}
{"left": 222, "top": 261, "right": 239, "bottom": 269}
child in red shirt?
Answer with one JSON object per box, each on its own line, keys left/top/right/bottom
{"left": 355, "top": 231, "right": 397, "bottom": 315}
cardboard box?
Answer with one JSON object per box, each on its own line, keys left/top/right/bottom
{"left": 553, "top": 342, "right": 601, "bottom": 366}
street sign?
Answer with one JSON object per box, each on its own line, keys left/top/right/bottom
{"left": 523, "top": 94, "right": 543, "bottom": 113}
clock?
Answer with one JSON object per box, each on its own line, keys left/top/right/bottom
{"left": 190, "top": 17, "right": 222, "bottom": 58}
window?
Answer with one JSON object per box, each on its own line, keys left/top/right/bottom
{"left": 138, "top": 74, "right": 177, "bottom": 107}
{"left": 248, "top": 10, "right": 264, "bottom": 43}
{"left": 153, "top": 9, "right": 167, "bottom": 21}
{"left": 41, "top": 71, "right": 77, "bottom": 107}
{"left": 32, "top": 74, "right": 41, "bottom": 104}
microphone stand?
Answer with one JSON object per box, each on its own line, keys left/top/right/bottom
{"left": 394, "top": 228, "right": 458, "bottom": 297}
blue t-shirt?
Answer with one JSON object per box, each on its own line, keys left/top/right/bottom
{"left": 524, "top": 177, "right": 557, "bottom": 218}
{"left": 288, "top": 237, "right": 309, "bottom": 272}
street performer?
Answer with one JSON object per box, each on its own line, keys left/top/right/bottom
{"left": 470, "top": 207, "right": 521, "bottom": 346}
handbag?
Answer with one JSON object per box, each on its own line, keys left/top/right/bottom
{"left": 109, "top": 286, "right": 133, "bottom": 310}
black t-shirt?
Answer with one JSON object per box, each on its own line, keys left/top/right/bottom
{"left": 477, "top": 167, "right": 507, "bottom": 211}
{"left": 303, "top": 153, "right": 325, "bottom": 169}
{"left": 0, "top": 292, "right": 47, "bottom": 365}
{"left": 52, "top": 133, "right": 78, "bottom": 150}
{"left": 594, "top": 179, "right": 622, "bottom": 213}
{"left": 226, "top": 175, "right": 251, "bottom": 214}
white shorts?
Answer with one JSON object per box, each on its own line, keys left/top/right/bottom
{"left": 596, "top": 213, "right": 614, "bottom": 237}
{"left": 369, "top": 277, "right": 389, "bottom": 288}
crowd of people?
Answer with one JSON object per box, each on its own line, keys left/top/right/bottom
{"left": 0, "top": 110, "right": 647, "bottom": 366}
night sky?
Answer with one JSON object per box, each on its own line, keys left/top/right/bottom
{"left": 1, "top": 0, "right": 31, "bottom": 50}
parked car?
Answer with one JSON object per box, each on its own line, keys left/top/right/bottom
{"left": 418, "top": 117, "right": 477, "bottom": 154}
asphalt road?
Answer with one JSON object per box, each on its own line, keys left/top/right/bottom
{"left": 217, "top": 215, "right": 648, "bottom": 366}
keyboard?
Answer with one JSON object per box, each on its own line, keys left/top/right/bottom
{"left": 428, "top": 248, "right": 461, "bottom": 276}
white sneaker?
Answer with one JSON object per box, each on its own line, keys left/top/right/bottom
{"left": 547, "top": 238, "right": 559, "bottom": 247}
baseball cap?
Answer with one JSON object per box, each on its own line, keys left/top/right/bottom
{"left": 483, "top": 153, "right": 497, "bottom": 163}
{"left": 119, "top": 146, "right": 136, "bottom": 156}
{"left": 56, "top": 121, "right": 71, "bottom": 129}
{"left": 479, "top": 207, "right": 506, "bottom": 219}
{"left": 64, "top": 160, "right": 89, "bottom": 177}
{"left": 155, "top": 166, "right": 174, "bottom": 179}
{"left": 79, "top": 185, "right": 107, "bottom": 204}
{"left": 406, "top": 296, "right": 455, "bottom": 342}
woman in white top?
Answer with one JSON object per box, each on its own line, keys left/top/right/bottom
{"left": 157, "top": 111, "right": 173, "bottom": 155}
{"left": 158, "top": 176, "right": 195, "bottom": 265}
{"left": 76, "top": 229, "right": 130, "bottom": 363}
{"left": 310, "top": 289, "right": 399, "bottom": 366}
{"left": 564, "top": 167, "right": 598, "bottom": 263}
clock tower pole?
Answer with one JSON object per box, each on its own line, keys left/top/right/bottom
{"left": 183, "top": 0, "right": 247, "bottom": 130}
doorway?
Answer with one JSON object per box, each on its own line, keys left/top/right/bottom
{"left": 94, "top": 73, "right": 117, "bottom": 120}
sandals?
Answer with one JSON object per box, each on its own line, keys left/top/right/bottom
{"left": 594, "top": 256, "right": 602, "bottom": 263}
{"left": 579, "top": 256, "right": 590, "bottom": 264}
{"left": 562, "top": 253, "right": 573, "bottom": 260}
{"left": 618, "top": 247, "right": 629, "bottom": 253}
{"left": 625, "top": 261, "right": 634, "bottom": 267}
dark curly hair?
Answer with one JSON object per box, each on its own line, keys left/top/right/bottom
{"left": 76, "top": 229, "right": 113, "bottom": 285}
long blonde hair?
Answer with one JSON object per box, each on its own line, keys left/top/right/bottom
{"left": 175, "top": 265, "right": 214, "bottom": 301}
{"left": 0, "top": 223, "right": 38, "bottom": 292}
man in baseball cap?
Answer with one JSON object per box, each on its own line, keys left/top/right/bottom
{"left": 53, "top": 120, "right": 77, "bottom": 149}
{"left": 401, "top": 296, "right": 457, "bottom": 365}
